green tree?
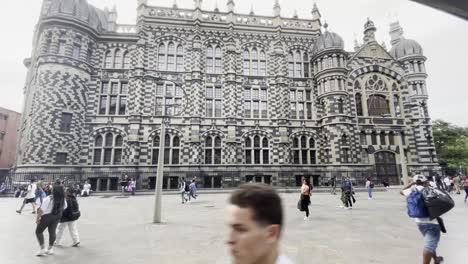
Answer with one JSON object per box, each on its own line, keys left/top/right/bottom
{"left": 432, "top": 120, "right": 468, "bottom": 174}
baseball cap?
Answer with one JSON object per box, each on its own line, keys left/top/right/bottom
{"left": 412, "top": 174, "right": 427, "bottom": 182}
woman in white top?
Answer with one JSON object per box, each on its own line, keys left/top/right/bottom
{"left": 16, "top": 179, "right": 37, "bottom": 214}
{"left": 35, "top": 184, "right": 67, "bottom": 256}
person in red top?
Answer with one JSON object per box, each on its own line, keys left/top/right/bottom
{"left": 462, "top": 175, "right": 468, "bottom": 203}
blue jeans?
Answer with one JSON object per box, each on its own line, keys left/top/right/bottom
{"left": 417, "top": 223, "right": 441, "bottom": 253}
{"left": 367, "top": 187, "right": 373, "bottom": 198}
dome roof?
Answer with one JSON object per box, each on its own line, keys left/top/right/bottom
{"left": 389, "top": 38, "right": 423, "bottom": 59}
{"left": 312, "top": 27, "right": 344, "bottom": 55}
{"left": 45, "top": 0, "right": 110, "bottom": 32}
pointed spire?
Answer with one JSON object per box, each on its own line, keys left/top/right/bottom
{"left": 173, "top": 0, "right": 178, "bottom": 9}
{"left": 214, "top": 1, "right": 219, "bottom": 12}
{"left": 312, "top": 2, "right": 321, "bottom": 20}
{"left": 273, "top": 0, "right": 281, "bottom": 17}
{"left": 249, "top": 4, "right": 255, "bottom": 15}
{"left": 227, "top": 0, "right": 235, "bottom": 13}
{"left": 363, "top": 17, "right": 377, "bottom": 43}
{"left": 389, "top": 21, "right": 404, "bottom": 46}
{"left": 293, "top": 10, "right": 298, "bottom": 19}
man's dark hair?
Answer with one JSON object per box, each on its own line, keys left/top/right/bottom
{"left": 229, "top": 183, "right": 283, "bottom": 228}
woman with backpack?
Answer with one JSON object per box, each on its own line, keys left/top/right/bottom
{"left": 35, "top": 184, "right": 67, "bottom": 256}
{"left": 55, "top": 188, "right": 80, "bottom": 247}
{"left": 299, "top": 178, "right": 312, "bottom": 220}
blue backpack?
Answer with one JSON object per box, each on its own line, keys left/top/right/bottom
{"left": 407, "top": 189, "right": 429, "bottom": 218}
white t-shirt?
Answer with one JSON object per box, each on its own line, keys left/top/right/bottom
{"left": 443, "top": 177, "right": 451, "bottom": 186}
{"left": 276, "top": 255, "right": 293, "bottom": 264}
{"left": 83, "top": 183, "right": 91, "bottom": 191}
{"left": 402, "top": 185, "right": 437, "bottom": 224}
{"left": 25, "top": 183, "right": 37, "bottom": 199}
{"left": 39, "top": 196, "right": 67, "bottom": 215}
{"left": 365, "top": 180, "right": 371, "bottom": 188}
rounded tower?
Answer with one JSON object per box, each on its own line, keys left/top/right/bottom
{"left": 311, "top": 23, "right": 352, "bottom": 166}
{"left": 17, "top": 0, "right": 111, "bottom": 171}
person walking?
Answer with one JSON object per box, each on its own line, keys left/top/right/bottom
{"left": 340, "top": 177, "right": 353, "bottom": 209}
{"left": 453, "top": 175, "right": 461, "bottom": 195}
{"left": 300, "top": 178, "right": 312, "bottom": 220}
{"left": 16, "top": 179, "right": 38, "bottom": 214}
{"left": 443, "top": 176, "right": 452, "bottom": 193}
{"left": 55, "top": 188, "right": 80, "bottom": 247}
{"left": 35, "top": 184, "right": 67, "bottom": 256}
{"left": 179, "top": 178, "right": 188, "bottom": 204}
{"left": 189, "top": 179, "right": 197, "bottom": 201}
{"left": 365, "top": 177, "right": 374, "bottom": 199}
{"left": 330, "top": 176, "right": 336, "bottom": 195}
{"left": 128, "top": 178, "right": 136, "bottom": 195}
{"left": 120, "top": 175, "right": 129, "bottom": 194}
{"left": 400, "top": 175, "right": 444, "bottom": 264}
{"left": 462, "top": 175, "right": 468, "bottom": 203}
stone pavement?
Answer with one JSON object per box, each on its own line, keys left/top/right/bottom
{"left": 1, "top": 190, "right": 467, "bottom": 264}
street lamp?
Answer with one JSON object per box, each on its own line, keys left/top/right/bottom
{"left": 153, "top": 80, "right": 186, "bottom": 223}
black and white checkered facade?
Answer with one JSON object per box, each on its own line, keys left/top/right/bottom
{"left": 16, "top": 0, "right": 440, "bottom": 189}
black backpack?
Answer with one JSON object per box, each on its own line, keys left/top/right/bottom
{"left": 184, "top": 181, "right": 190, "bottom": 192}
{"left": 369, "top": 182, "right": 375, "bottom": 188}
{"left": 68, "top": 198, "right": 81, "bottom": 221}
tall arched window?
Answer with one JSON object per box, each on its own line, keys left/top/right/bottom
{"left": 205, "top": 136, "right": 222, "bottom": 164}
{"left": 292, "top": 135, "right": 316, "bottom": 164}
{"left": 368, "top": 95, "right": 390, "bottom": 116}
{"left": 243, "top": 48, "right": 267, "bottom": 76}
{"left": 159, "top": 134, "right": 180, "bottom": 165}
{"left": 158, "top": 43, "right": 165, "bottom": 70}
{"left": 206, "top": 45, "right": 222, "bottom": 74}
{"left": 355, "top": 93, "right": 363, "bottom": 116}
{"left": 151, "top": 135, "right": 160, "bottom": 164}
{"left": 245, "top": 135, "right": 269, "bottom": 164}
{"left": 167, "top": 42, "right": 175, "bottom": 71}
{"left": 288, "top": 50, "right": 309, "bottom": 78}
{"left": 93, "top": 133, "right": 123, "bottom": 165}
{"left": 176, "top": 45, "right": 184, "bottom": 71}
{"left": 104, "top": 50, "right": 112, "bottom": 68}
{"left": 123, "top": 51, "right": 130, "bottom": 69}
{"left": 393, "top": 95, "right": 401, "bottom": 117}
{"left": 114, "top": 49, "right": 122, "bottom": 68}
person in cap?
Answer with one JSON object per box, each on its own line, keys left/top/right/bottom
{"left": 225, "top": 183, "right": 293, "bottom": 264}
{"left": 400, "top": 175, "right": 444, "bottom": 264}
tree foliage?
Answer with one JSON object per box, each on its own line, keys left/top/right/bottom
{"left": 432, "top": 120, "right": 468, "bottom": 172}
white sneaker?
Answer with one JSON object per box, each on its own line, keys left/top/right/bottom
{"left": 36, "top": 248, "right": 46, "bottom": 256}
{"left": 303, "top": 216, "right": 309, "bottom": 220}
{"left": 45, "top": 247, "right": 54, "bottom": 255}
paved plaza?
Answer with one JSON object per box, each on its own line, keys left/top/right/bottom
{"left": 1, "top": 190, "right": 467, "bottom": 264}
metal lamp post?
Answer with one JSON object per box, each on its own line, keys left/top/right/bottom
{"left": 153, "top": 81, "right": 185, "bottom": 223}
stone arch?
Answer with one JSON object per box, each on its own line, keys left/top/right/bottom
{"left": 154, "top": 35, "right": 187, "bottom": 46}
{"left": 347, "top": 65, "right": 407, "bottom": 90}
{"left": 148, "top": 127, "right": 184, "bottom": 143}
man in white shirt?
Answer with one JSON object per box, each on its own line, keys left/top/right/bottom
{"left": 225, "top": 184, "right": 293, "bottom": 264}
{"left": 81, "top": 181, "right": 92, "bottom": 196}
{"left": 16, "top": 179, "right": 37, "bottom": 214}
{"left": 400, "top": 175, "right": 443, "bottom": 264}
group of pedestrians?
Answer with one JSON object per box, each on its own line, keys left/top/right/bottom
{"left": 179, "top": 177, "right": 198, "bottom": 204}
{"left": 120, "top": 175, "right": 137, "bottom": 195}
{"left": 14, "top": 178, "right": 81, "bottom": 256}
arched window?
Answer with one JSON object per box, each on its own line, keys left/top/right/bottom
{"left": 292, "top": 135, "right": 316, "bottom": 164}
{"left": 354, "top": 80, "right": 360, "bottom": 90}
{"left": 176, "top": 45, "right": 184, "bottom": 71}
{"left": 206, "top": 45, "right": 222, "bottom": 74}
{"left": 158, "top": 43, "right": 165, "bottom": 70}
{"left": 355, "top": 93, "right": 363, "bottom": 116}
{"left": 151, "top": 135, "right": 160, "bottom": 164}
{"left": 205, "top": 136, "right": 222, "bottom": 164}
{"left": 158, "top": 134, "right": 180, "bottom": 165}
{"left": 114, "top": 49, "right": 122, "bottom": 68}
{"left": 338, "top": 98, "right": 344, "bottom": 114}
{"left": 341, "top": 134, "right": 349, "bottom": 146}
{"left": 328, "top": 57, "right": 333, "bottom": 68}
{"left": 393, "top": 95, "right": 401, "bottom": 117}
{"left": 93, "top": 133, "right": 124, "bottom": 165}
{"left": 368, "top": 95, "right": 390, "bottom": 116}
{"left": 167, "top": 42, "right": 175, "bottom": 71}
{"left": 288, "top": 50, "right": 309, "bottom": 78}
{"left": 104, "top": 50, "right": 112, "bottom": 68}
{"left": 243, "top": 47, "right": 267, "bottom": 76}
{"left": 123, "top": 52, "right": 130, "bottom": 69}
{"left": 245, "top": 135, "right": 269, "bottom": 164}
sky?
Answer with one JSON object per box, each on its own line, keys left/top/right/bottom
{"left": 0, "top": 0, "right": 467, "bottom": 126}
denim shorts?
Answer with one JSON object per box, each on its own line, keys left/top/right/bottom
{"left": 417, "top": 223, "right": 440, "bottom": 253}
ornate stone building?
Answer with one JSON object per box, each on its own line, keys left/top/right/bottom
{"left": 16, "top": 0, "right": 439, "bottom": 190}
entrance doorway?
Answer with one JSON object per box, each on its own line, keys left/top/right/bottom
{"left": 245, "top": 175, "right": 272, "bottom": 184}
{"left": 375, "top": 151, "right": 398, "bottom": 184}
